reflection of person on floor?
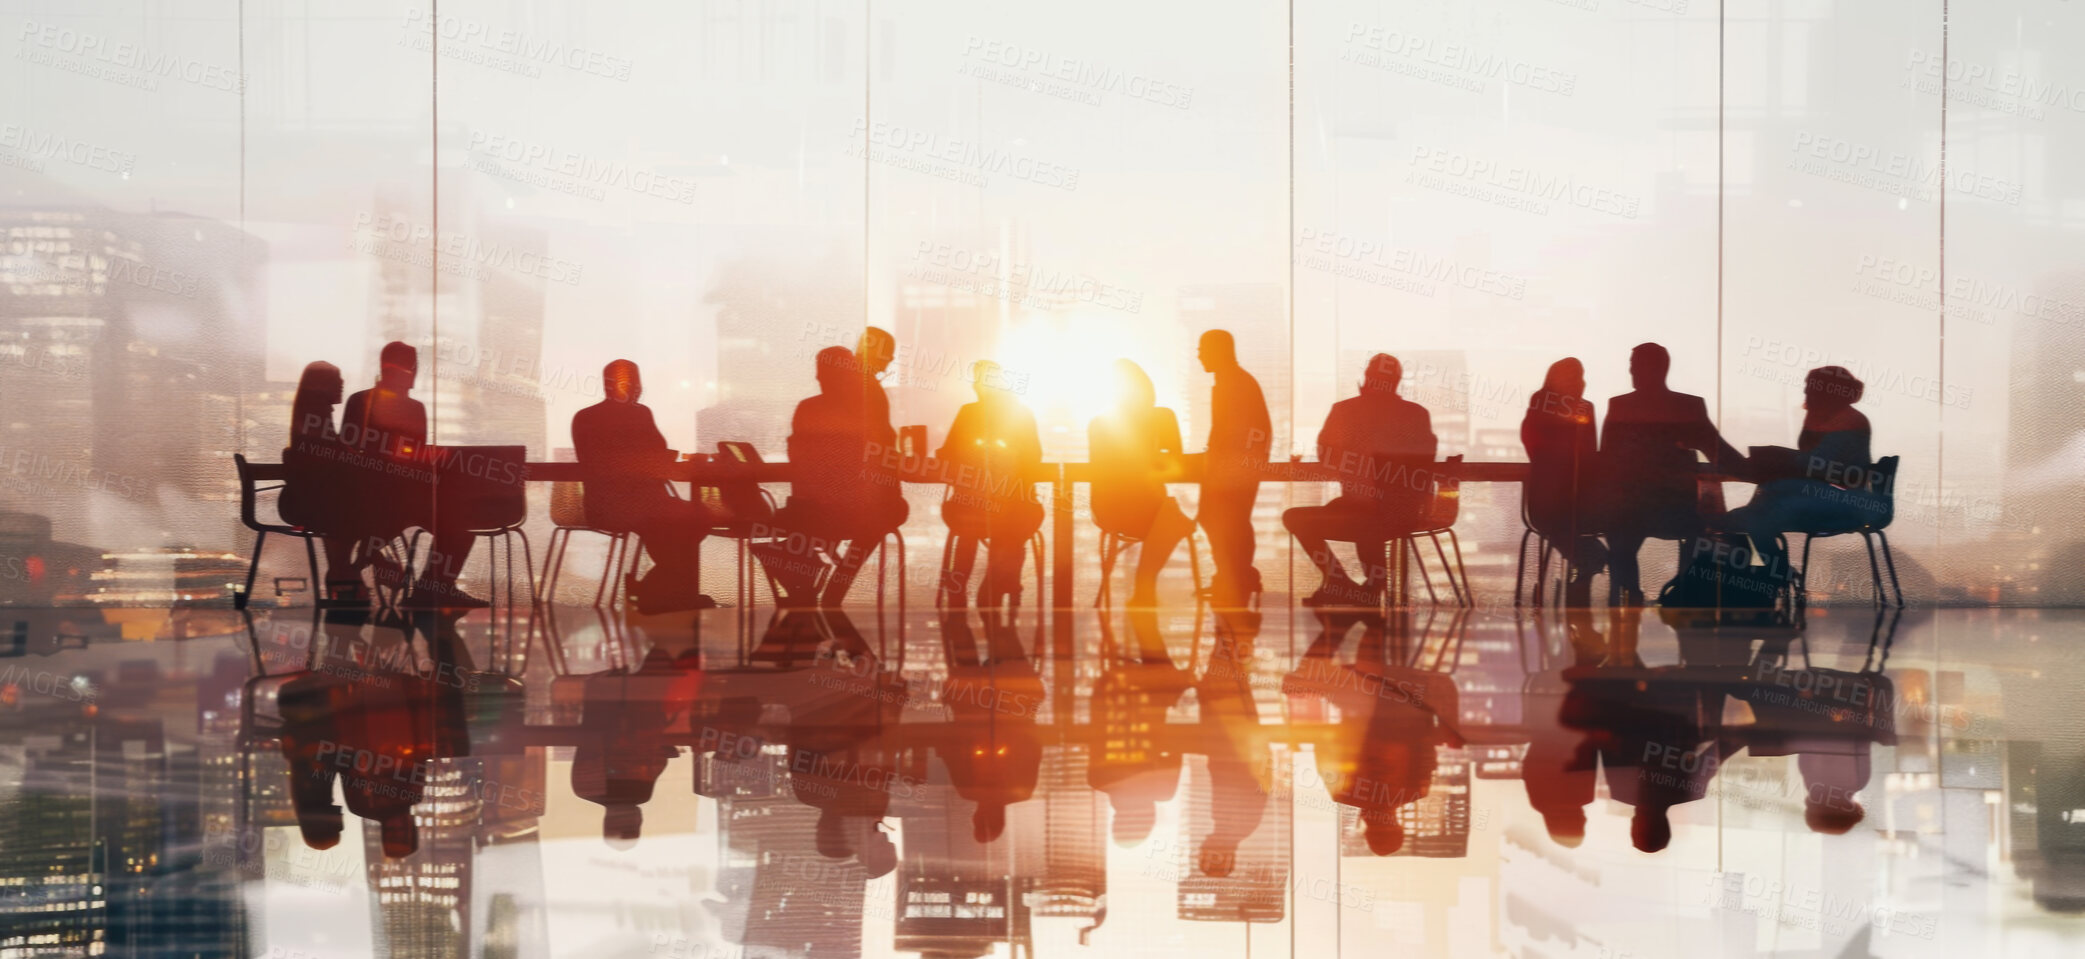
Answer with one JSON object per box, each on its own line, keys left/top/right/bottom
{"left": 788, "top": 611, "right": 905, "bottom": 878}
{"left": 1598, "top": 343, "right": 1743, "bottom": 606}
{"left": 573, "top": 360, "right": 715, "bottom": 612}
{"left": 572, "top": 643, "right": 683, "bottom": 846}
{"left": 1521, "top": 358, "right": 1609, "bottom": 606}
{"left": 1196, "top": 330, "right": 1271, "bottom": 607}
{"left": 1737, "top": 646, "right": 1894, "bottom": 835}
{"left": 1088, "top": 359, "right": 1195, "bottom": 607}
{"left": 1283, "top": 611, "right": 1462, "bottom": 855}
{"left": 1195, "top": 608, "right": 1272, "bottom": 877}
{"left": 1560, "top": 606, "right": 1725, "bottom": 852}
{"left": 755, "top": 347, "right": 909, "bottom": 606}
{"left": 1090, "top": 608, "right": 1192, "bottom": 846}
{"left": 342, "top": 341, "right": 482, "bottom": 607}
{"left": 1720, "top": 366, "right": 1887, "bottom": 540}
{"left": 937, "top": 362, "right": 1045, "bottom": 609}
{"left": 939, "top": 610, "right": 1044, "bottom": 843}
{"left": 1519, "top": 608, "right": 1609, "bottom": 846}
{"left": 1284, "top": 353, "right": 1437, "bottom": 607}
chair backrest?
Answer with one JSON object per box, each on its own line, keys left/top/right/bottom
{"left": 1865, "top": 455, "right": 1898, "bottom": 530}
{"left": 233, "top": 453, "right": 264, "bottom": 530}
{"left": 548, "top": 481, "right": 587, "bottom": 528}
{"left": 1425, "top": 455, "right": 1464, "bottom": 532}
{"left": 712, "top": 441, "right": 773, "bottom": 520}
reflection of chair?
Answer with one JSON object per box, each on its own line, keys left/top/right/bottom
{"left": 936, "top": 530, "right": 1046, "bottom": 611}
{"left": 234, "top": 454, "right": 322, "bottom": 609}
{"left": 1094, "top": 528, "right": 1205, "bottom": 609}
{"left": 1792, "top": 455, "right": 1904, "bottom": 608}
{"left": 538, "top": 481, "right": 633, "bottom": 608}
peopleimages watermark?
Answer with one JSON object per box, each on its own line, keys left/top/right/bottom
{"left": 1703, "top": 872, "right": 1938, "bottom": 940}
{"left": 1787, "top": 132, "right": 2023, "bottom": 206}
{"left": 1406, "top": 146, "right": 1641, "bottom": 219}
{"left": 1904, "top": 49, "right": 2085, "bottom": 121}
{"left": 1737, "top": 335, "right": 1973, "bottom": 409}
{"left": 1294, "top": 227, "right": 1528, "bottom": 300}
{"left": 15, "top": 20, "right": 244, "bottom": 93}
{"left": 958, "top": 36, "right": 1193, "bottom": 110}
{"left": 1848, "top": 255, "right": 2084, "bottom": 328}
{"left": 845, "top": 119, "right": 1081, "bottom": 191}
{"left": 905, "top": 241, "right": 1140, "bottom": 313}
{"left": 400, "top": 7, "right": 634, "bottom": 82}
{"left": 1342, "top": 23, "right": 1577, "bottom": 97}
{"left": 796, "top": 321, "right": 1037, "bottom": 397}
{"left": 466, "top": 131, "right": 695, "bottom": 205}
{"left": 349, "top": 212, "right": 584, "bottom": 286}
{"left": 0, "top": 122, "right": 136, "bottom": 176}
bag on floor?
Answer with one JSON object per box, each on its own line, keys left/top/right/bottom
{"left": 1659, "top": 533, "right": 1793, "bottom": 624}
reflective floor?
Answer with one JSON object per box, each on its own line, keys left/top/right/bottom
{"left": 4, "top": 599, "right": 2083, "bottom": 957}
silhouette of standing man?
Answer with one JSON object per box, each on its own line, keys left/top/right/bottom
{"left": 1196, "top": 330, "right": 1270, "bottom": 608}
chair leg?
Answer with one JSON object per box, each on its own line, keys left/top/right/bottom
{"left": 1094, "top": 533, "right": 1116, "bottom": 609}
{"left": 1031, "top": 532, "right": 1047, "bottom": 615}
{"left": 1533, "top": 538, "right": 1553, "bottom": 607}
{"left": 1514, "top": 527, "right": 1534, "bottom": 607}
{"left": 1428, "top": 533, "right": 1466, "bottom": 607}
{"left": 239, "top": 530, "right": 268, "bottom": 610}
{"left": 302, "top": 535, "right": 323, "bottom": 603}
{"left": 1406, "top": 538, "right": 1439, "bottom": 606}
{"left": 936, "top": 533, "right": 957, "bottom": 610}
{"left": 1875, "top": 529, "right": 1905, "bottom": 608}
{"left": 1187, "top": 531, "right": 1205, "bottom": 608}
{"left": 540, "top": 528, "right": 568, "bottom": 604}
{"left": 594, "top": 533, "right": 623, "bottom": 608}
{"left": 1446, "top": 529, "right": 1472, "bottom": 607}
{"left": 1868, "top": 531, "right": 1901, "bottom": 608}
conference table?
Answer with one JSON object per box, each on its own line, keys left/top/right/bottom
{"left": 247, "top": 454, "right": 1535, "bottom": 613}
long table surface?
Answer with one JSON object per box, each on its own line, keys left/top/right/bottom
{"left": 244, "top": 457, "right": 1536, "bottom": 484}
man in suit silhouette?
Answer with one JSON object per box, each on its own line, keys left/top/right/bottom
{"left": 572, "top": 360, "right": 714, "bottom": 611}
{"left": 755, "top": 346, "right": 909, "bottom": 605}
{"left": 1197, "top": 330, "right": 1271, "bottom": 607}
{"left": 1598, "top": 343, "right": 1743, "bottom": 605}
{"left": 1284, "top": 353, "right": 1437, "bottom": 606}
{"left": 341, "top": 341, "right": 481, "bottom": 607}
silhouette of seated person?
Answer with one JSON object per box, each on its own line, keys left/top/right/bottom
{"left": 572, "top": 642, "right": 685, "bottom": 847}
{"left": 754, "top": 347, "right": 910, "bottom": 606}
{"left": 788, "top": 611, "right": 905, "bottom": 877}
{"left": 1519, "top": 608, "right": 1611, "bottom": 846}
{"left": 341, "top": 341, "right": 482, "bottom": 607}
{"left": 1195, "top": 608, "right": 1274, "bottom": 877}
{"left": 1196, "top": 329, "right": 1272, "bottom": 607}
{"left": 938, "top": 610, "right": 1044, "bottom": 844}
{"left": 1719, "top": 365, "right": 1887, "bottom": 540}
{"left": 1088, "top": 359, "right": 1195, "bottom": 607}
{"left": 1557, "top": 606, "right": 1726, "bottom": 852}
{"left": 1284, "top": 353, "right": 1437, "bottom": 608}
{"left": 857, "top": 326, "right": 899, "bottom": 450}
{"left": 937, "top": 361, "right": 1045, "bottom": 609}
{"left": 573, "top": 359, "right": 715, "bottom": 612}
{"left": 1521, "top": 358, "right": 1610, "bottom": 606}
{"left": 1284, "top": 611, "right": 1462, "bottom": 855}
{"left": 280, "top": 360, "right": 385, "bottom": 604}
{"left": 1090, "top": 608, "right": 1193, "bottom": 847}
{"left": 1598, "top": 343, "right": 1743, "bottom": 606}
